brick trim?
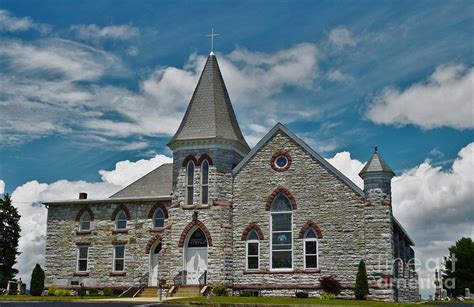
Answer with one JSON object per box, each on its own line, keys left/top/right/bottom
{"left": 298, "top": 220, "right": 323, "bottom": 239}
{"left": 145, "top": 234, "right": 163, "bottom": 254}
{"left": 197, "top": 154, "right": 213, "bottom": 166}
{"left": 73, "top": 272, "right": 89, "bottom": 277}
{"left": 76, "top": 230, "right": 92, "bottom": 236}
{"left": 148, "top": 202, "right": 168, "bottom": 219}
{"left": 266, "top": 186, "right": 297, "bottom": 211}
{"left": 75, "top": 206, "right": 94, "bottom": 222}
{"left": 270, "top": 150, "right": 292, "bottom": 172}
{"left": 112, "top": 240, "right": 128, "bottom": 245}
{"left": 178, "top": 220, "right": 213, "bottom": 247}
{"left": 243, "top": 268, "right": 321, "bottom": 274}
{"left": 241, "top": 223, "right": 265, "bottom": 241}
{"left": 75, "top": 241, "right": 91, "bottom": 246}
{"left": 111, "top": 229, "right": 128, "bottom": 234}
{"left": 213, "top": 199, "right": 233, "bottom": 207}
{"left": 233, "top": 282, "right": 388, "bottom": 290}
{"left": 111, "top": 204, "right": 131, "bottom": 221}
{"left": 182, "top": 155, "right": 198, "bottom": 167}
{"left": 109, "top": 272, "right": 126, "bottom": 277}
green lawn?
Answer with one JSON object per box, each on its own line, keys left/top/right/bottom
{"left": 0, "top": 295, "right": 116, "bottom": 301}
{"left": 170, "top": 296, "right": 422, "bottom": 306}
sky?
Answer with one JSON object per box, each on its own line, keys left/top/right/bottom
{"left": 0, "top": 0, "right": 472, "bottom": 299}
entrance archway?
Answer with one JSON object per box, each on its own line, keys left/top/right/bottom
{"left": 148, "top": 241, "right": 162, "bottom": 286}
{"left": 184, "top": 228, "right": 208, "bottom": 285}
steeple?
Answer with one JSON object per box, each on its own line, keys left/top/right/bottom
{"left": 168, "top": 54, "right": 249, "bottom": 153}
{"left": 359, "top": 146, "right": 395, "bottom": 195}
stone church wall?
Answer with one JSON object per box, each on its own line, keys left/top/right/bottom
{"left": 232, "top": 131, "right": 373, "bottom": 296}
{"left": 45, "top": 201, "right": 171, "bottom": 289}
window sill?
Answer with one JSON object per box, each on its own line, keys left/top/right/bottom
{"left": 109, "top": 272, "right": 126, "bottom": 277}
{"left": 76, "top": 230, "right": 92, "bottom": 235}
{"left": 149, "top": 227, "right": 165, "bottom": 233}
{"left": 73, "top": 272, "right": 89, "bottom": 277}
{"left": 243, "top": 268, "right": 320, "bottom": 274}
{"left": 112, "top": 229, "right": 128, "bottom": 234}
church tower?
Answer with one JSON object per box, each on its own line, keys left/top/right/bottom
{"left": 165, "top": 52, "right": 249, "bottom": 287}
{"left": 359, "top": 147, "right": 396, "bottom": 301}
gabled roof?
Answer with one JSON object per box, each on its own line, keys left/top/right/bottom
{"left": 359, "top": 147, "right": 395, "bottom": 177}
{"left": 168, "top": 54, "right": 249, "bottom": 151}
{"left": 232, "top": 122, "right": 365, "bottom": 197}
{"left": 110, "top": 163, "right": 173, "bottom": 199}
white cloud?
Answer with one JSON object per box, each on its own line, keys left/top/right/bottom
{"left": 70, "top": 24, "right": 140, "bottom": 42}
{"left": 328, "top": 26, "right": 356, "bottom": 49}
{"left": 366, "top": 64, "right": 474, "bottom": 130}
{"left": 326, "top": 143, "right": 474, "bottom": 298}
{"left": 11, "top": 153, "right": 172, "bottom": 287}
{"left": 0, "top": 10, "right": 50, "bottom": 34}
{"left": 0, "top": 180, "right": 5, "bottom": 194}
{"left": 99, "top": 154, "right": 172, "bottom": 187}
{"left": 1, "top": 40, "right": 321, "bottom": 146}
{"left": 327, "top": 69, "right": 354, "bottom": 84}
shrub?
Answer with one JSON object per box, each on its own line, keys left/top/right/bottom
{"left": 320, "top": 292, "right": 336, "bottom": 300}
{"left": 320, "top": 275, "right": 341, "bottom": 296}
{"left": 240, "top": 290, "right": 253, "bottom": 297}
{"left": 212, "top": 284, "right": 228, "bottom": 296}
{"left": 103, "top": 288, "right": 114, "bottom": 296}
{"left": 47, "top": 286, "right": 58, "bottom": 296}
{"left": 296, "top": 291, "right": 309, "bottom": 298}
{"left": 89, "top": 288, "right": 99, "bottom": 295}
{"left": 354, "top": 259, "right": 369, "bottom": 300}
{"left": 30, "top": 264, "right": 45, "bottom": 296}
{"left": 47, "top": 287, "right": 70, "bottom": 296}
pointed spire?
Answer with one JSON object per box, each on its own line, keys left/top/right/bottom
{"left": 359, "top": 146, "right": 395, "bottom": 178}
{"left": 168, "top": 54, "right": 249, "bottom": 152}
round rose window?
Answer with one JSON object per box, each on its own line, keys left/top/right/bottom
{"left": 271, "top": 151, "right": 292, "bottom": 172}
{"left": 275, "top": 155, "right": 288, "bottom": 168}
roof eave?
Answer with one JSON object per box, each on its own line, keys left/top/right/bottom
{"left": 42, "top": 195, "right": 171, "bottom": 206}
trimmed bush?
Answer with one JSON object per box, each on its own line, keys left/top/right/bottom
{"left": 212, "top": 284, "right": 228, "bottom": 296}
{"left": 89, "top": 288, "right": 99, "bottom": 295}
{"left": 103, "top": 288, "right": 114, "bottom": 296}
{"left": 47, "top": 286, "right": 58, "bottom": 296}
{"left": 296, "top": 291, "right": 309, "bottom": 298}
{"left": 30, "top": 263, "right": 45, "bottom": 296}
{"left": 355, "top": 259, "right": 369, "bottom": 300}
{"left": 320, "top": 292, "right": 336, "bottom": 300}
{"left": 320, "top": 275, "right": 341, "bottom": 296}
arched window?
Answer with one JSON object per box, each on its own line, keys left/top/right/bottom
{"left": 187, "top": 228, "right": 208, "bottom": 248}
{"left": 201, "top": 160, "right": 209, "bottom": 205}
{"left": 186, "top": 161, "right": 195, "bottom": 205}
{"left": 270, "top": 193, "right": 293, "bottom": 269}
{"left": 115, "top": 210, "right": 127, "bottom": 230}
{"left": 304, "top": 228, "right": 318, "bottom": 269}
{"left": 153, "top": 208, "right": 165, "bottom": 228}
{"left": 246, "top": 230, "right": 259, "bottom": 270}
{"left": 79, "top": 212, "right": 91, "bottom": 232}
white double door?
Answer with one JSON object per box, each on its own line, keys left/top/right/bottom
{"left": 185, "top": 247, "right": 207, "bottom": 285}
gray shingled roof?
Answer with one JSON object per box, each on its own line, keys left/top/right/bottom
{"left": 359, "top": 147, "right": 395, "bottom": 176}
{"left": 169, "top": 54, "right": 249, "bottom": 151}
{"left": 110, "top": 163, "right": 173, "bottom": 198}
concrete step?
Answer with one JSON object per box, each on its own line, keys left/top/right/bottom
{"left": 138, "top": 288, "right": 158, "bottom": 297}
{"left": 174, "top": 286, "right": 200, "bottom": 298}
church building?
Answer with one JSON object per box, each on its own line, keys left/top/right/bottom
{"left": 43, "top": 51, "right": 419, "bottom": 302}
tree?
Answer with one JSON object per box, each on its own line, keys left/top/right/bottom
{"left": 354, "top": 259, "right": 369, "bottom": 300}
{"left": 0, "top": 194, "right": 21, "bottom": 288}
{"left": 30, "top": 264, "right": 45, "bottom": 296}
{"left": 442, "top": 237, "right": 474, "bottom": 297}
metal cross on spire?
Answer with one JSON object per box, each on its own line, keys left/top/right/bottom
{"left": 205, "top": 28, "right": 220, "bottom": 55}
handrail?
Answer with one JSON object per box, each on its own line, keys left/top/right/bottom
{"left": 198, "top": 270, "right": 207, "bottom": 291}
{"left": 139, "top": 272, "right": 149, "bottom": 286}
{"left": 173, "top": 270, "right": 187, "bottom": 286}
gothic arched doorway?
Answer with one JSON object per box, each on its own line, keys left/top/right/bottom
{"left": 148, "top": 241, "right": 162, "bottom": 286}
{"left": 184, "top": 227, "right": 208, "bottom": 285}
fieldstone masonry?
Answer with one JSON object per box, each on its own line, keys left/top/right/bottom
{"left": 44, "top": 52, "right": 418, "bottom": 302}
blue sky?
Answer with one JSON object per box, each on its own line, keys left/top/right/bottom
{"left": 0, "top": 0, "right": 472, "bottom": 297}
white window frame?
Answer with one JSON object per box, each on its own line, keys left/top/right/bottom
{"left": 115, "top": 210, "right": 127, "bottom": 230}
{"left": 113, "top": 245, "right": 126, "bottom": 272}
{"left": 269, "top": 194, "right": 293, "bottom": 271}
{"left": 245, "top": 230, "right": 260, "bottom": 271}
{"left": 186, "top": 160, "right": 195, "bottom": 206}
{"left": 76, "top": 246, "right": 89, "bottom": 272}
{"left": 200, "top": 159, "right": 209, "bottom": 205}
{"left": 303, "top": 229, "right": 319, "bottom": 269}
{"left": 153, "top": 208, "right": 165, "bottom": 229}
{"left": 79, "top": 212, "right": 91, "bottom": 232}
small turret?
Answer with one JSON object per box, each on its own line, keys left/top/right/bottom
{"left": 359, "top": 146, "right": 395, "bottom": 195}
